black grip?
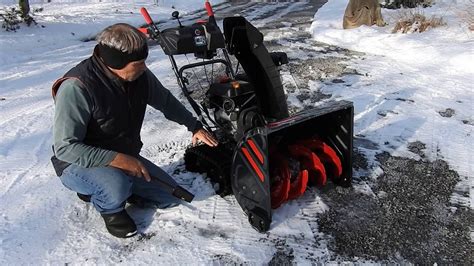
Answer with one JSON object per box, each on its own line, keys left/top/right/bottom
{"left": 172, "top": 185, "right": 195, "bottom": 203}
{"left": 152, "top": 175, "right": 195, "bottom": 203}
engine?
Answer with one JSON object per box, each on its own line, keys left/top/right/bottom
{"left": 205, "top": 80, "right": 264, "bottom": 141}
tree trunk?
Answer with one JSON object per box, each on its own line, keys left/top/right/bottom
{"left": 343, "top": 0, "right": 385, "bottom": 29}
{"left": 19, "top": 0, "right": 30, "bottom": 19}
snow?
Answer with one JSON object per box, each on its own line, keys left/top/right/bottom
{"left": 0, "top": 0, "right": 472, "bottom": 264}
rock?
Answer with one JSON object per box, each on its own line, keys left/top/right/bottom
{"left": 343, "top": 0, "right": 385, "bottom": 29}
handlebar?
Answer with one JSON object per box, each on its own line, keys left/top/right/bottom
{"left": 140, "top": 7, "right": 161, "bottom": 39}
{"left": 140, "top": 7, "right": 154, "bottom": 25}
{"left": 205, "top": 0, "right": 214, "bottom": 17}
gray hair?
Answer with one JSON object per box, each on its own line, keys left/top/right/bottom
{"left": 96, "top": 23, "right": 147, "bottom": 53}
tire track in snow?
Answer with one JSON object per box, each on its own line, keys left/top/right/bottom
{"left": 0, "top": 105, "right": 54, "bottom": 197}
{"left": 240, "top": 2, "right": 291, "bottom": 24}
{"left": 0, "top": 98, "right": 52, "bottom": 130}
{"left": 0, "top": 130, "right": 52, "bottom": 197}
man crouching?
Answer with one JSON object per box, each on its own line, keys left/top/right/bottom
{"left": 51, "top": 23, "right": 217, "bottom": 238}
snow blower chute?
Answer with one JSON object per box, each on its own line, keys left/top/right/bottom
{"left": 140, "top": 1, "right": 353, "bottom": 232}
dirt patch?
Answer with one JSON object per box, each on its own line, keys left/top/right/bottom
{"left": 212, "top": 253, "right": 246, "bottom": 265}
{"left": 268, "top": 250, "right": 294, "bottom": 266}
{"left": 407, "top": 141, "right": 426, "bottom": 158}
{"left": 318, "top": 148, "right": 473, "bottom": 264}
{"left": 197, "top": 226, "right": 229, "bottom": 239}
{"left": 352, "top": 149, "right": 369, "bottom": 172}
{"left": 462, "top": 119, "right": 474, "bottom": 125}
{"left": 438, "top": 108, "right": 455, "bottom": 118}
{"left": 268, "top": 239, "right": 295, "bottom": 266}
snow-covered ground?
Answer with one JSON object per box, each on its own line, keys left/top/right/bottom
{"left": 0, "top": 0, "right": 472, "bottom": 264}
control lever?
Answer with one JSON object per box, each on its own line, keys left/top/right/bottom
{"left": 172, "top": 11, "right": 183, "bottom": 27}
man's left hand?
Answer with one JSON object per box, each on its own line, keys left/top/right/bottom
{"left": 192, "top": 128, "right": 218, "bottom": 147}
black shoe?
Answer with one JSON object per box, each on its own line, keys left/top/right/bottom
{"left": 77, "top": 193, "right": 91, "bottom": 203}
{"left": 101, "top": 210, "right": 137, "bottom": 238}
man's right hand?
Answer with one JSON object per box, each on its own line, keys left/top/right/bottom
{"left": 108, "top": 153, "right": 151, "bottom": 182}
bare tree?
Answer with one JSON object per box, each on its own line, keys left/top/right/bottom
{"left": 19, "top": 0, "right": 30, "bottom": 19}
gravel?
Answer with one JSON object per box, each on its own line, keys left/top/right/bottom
{"left": 318, "top": 148, "right": 473, "bottom": 264}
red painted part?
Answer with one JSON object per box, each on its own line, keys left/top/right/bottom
{"left": 267, "top": 115, "right": 301, "bottom": 128}
{"left": 138, "top": 27, "right": 149, "bottom": 37}
{"left": 288, "top": 169, "right": 309, "bottom": 200}
{"left": 140, "top": 7, "right": 153, "bottom": 25}
{"left": 196, "top": 19, "right": 208, "bottom": 24}
{"left": 297, "top": 138, "right": 343, "bottom": 178}
{"left": 247, "top": 139, "right": 264, "bottom": 164}
{"left": 288, "top": 145, "right": 327, "bottom": 186}
{"left": 241, "top": 147, "right": 264, "bottom": 182}
{"left": 270, "top": 154, "right": 290, "bottom": 209}
{"left": 205, "top": 1, "right": 214, "bottom": 17}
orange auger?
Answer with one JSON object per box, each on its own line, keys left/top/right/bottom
{"left": 288, "top": 169, "right": 309, "bottom": 200}
{"left": 296, "top": 138, "right": 343, "bottom": 179}
{"left": 268, "top": 137, "right": 344, "bottom": 209}
{"left": 288, "top": 144, "right": 327, "bottom": 187}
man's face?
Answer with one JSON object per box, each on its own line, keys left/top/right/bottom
{"left": 111, "top": 59, "right": 147, "bottom": 81}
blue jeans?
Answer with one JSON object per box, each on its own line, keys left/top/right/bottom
{"left": 59, "top": 156, "right": 181, "bottom": 214}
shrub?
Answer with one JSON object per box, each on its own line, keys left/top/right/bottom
{"left": 1, "top": 7, "right": 23, "bottom": 32}
{"left": 392, "top": 9, "right": 445, "bottom": 33}
{"left": 456, "top": 0, "right": 474, "bottom": 31}
{"left": 0, "top": 6, "right": 42, "bottom": 32}
{"left": 383, "top": 0, "right": 433, "bottom": 9}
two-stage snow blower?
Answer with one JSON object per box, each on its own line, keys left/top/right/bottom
{"left": 140, "top": 1, "right": 354, "bottom": 232}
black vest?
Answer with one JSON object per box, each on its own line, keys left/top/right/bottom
{"left": 51, "top": 52, "right": 149, "bottom": 175}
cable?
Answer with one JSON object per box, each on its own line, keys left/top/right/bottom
{"left": 184, "top": 54, "right": 206, "bottom": 92}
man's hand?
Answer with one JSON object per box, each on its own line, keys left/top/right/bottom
{"left": 192, "top": 128, "right": 218, "bottom": 147}
{"left": 108, "top": 153, "right": 151, "bottom": 182}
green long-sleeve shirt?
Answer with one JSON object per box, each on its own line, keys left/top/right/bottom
{"left": 53, "top": 69, "right": 199, "bottom": 168}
